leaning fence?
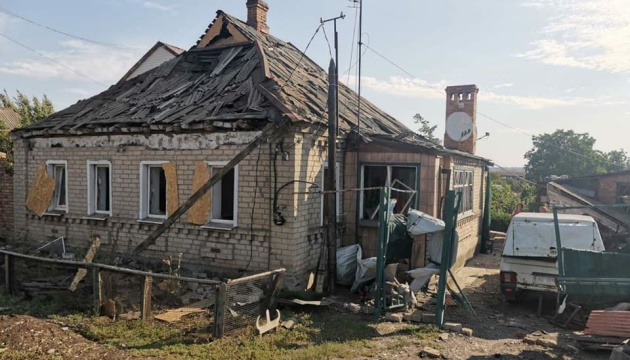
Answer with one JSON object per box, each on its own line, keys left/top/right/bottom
{"left": 0, "top": 249, "right": 284, "bottom": 339}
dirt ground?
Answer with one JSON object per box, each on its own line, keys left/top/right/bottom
{"left": 0, "top": 239, "right": 618, "bottom": 359}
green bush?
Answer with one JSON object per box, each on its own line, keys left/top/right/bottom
{"left": 491, "top": 210, "right": 511, "bottom": 233}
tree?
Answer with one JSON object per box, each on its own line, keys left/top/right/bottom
{"left": 413, "top": 114, "right": 440, "bottom": 144}
{"left": 0, "top": 90, "right": 54, "bottom": 127}
{"left": 0, "top": 90, "right": 55, "bottom": 167}
{"left": 604, "top": 149, "right": 630, "bottom": 172}
{"left": 524, "top": 130, "right": 608, "bottom": 181}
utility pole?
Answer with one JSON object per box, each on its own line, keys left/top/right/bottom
{"left": 321, "top": 12, "right": 344, "bottom": 294}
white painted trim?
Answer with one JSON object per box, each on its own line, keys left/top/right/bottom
{"left": 45, "top": 160, "right": 69, "bottom": 213}
{"left": 205, "top": 161, "right": 239, "bottom": 227}
{"left": 86, "top": 160, "right": 113, "bottom": 216}
{"left": 321, "top": 162, "right": 341, "bottom": 226}
{"left": 139, "top": 161, "right": 169, "bottom": 220}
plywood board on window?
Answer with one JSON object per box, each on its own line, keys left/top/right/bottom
{"left": 162, "top": 162, "right": 179, "bottom": 217}
{"left": 188, "top": 161, "right": 211, "bottom": 225}
{"left": 25, "top": 164, "right": 56, "bottom": 217}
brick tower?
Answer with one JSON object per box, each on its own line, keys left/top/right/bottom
{"left": 444, "top": 85, "right": 479, "bottom": 154}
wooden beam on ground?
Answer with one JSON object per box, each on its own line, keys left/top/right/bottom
{"left": 69, "top": 236, "right": 101, "bottom": 291}
{"left": 132, "top": 119, "right": 289, "bottom": 256}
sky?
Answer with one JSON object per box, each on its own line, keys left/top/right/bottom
{"left": 1, "top": 0, "right": 629, "bottom": 167}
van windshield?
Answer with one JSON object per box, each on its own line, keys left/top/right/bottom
{"left": 511, "top": 221, "right": 603, "bottom": 258}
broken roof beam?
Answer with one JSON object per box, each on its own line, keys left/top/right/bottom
{"left": 132, "top": 118, "right": 289, "bottom": 256}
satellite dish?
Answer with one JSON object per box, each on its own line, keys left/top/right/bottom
{"left": 445, "top": 112, "right": 473, "bottom": 141}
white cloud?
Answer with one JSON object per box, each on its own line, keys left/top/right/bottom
{"left": 0, "top": 40, "right": 142, "bottom": 84}
{"left": 492, "top": 83, "right": 514, "bottom": 89}
{"left": 143, "top": 1, "right": 173, "bottom": 12}
{"left": 345, "top": 74, "right": 626, "bottom": 110}
{"left": 519, "top": 0, "right": 630, "bottom": 73}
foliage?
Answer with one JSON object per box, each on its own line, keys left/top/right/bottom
{"left": 524, "top": 130, "right": 609, "bottom": 181}
{"left": 489, "top": 173, "right": 537, "bottom": 232}
{"left": 0, "top": 90, "right": 54, "bottom": 127}
{"left": 0, "top": 90, "right": 55, "bottom": 167}
{"left": 413, "top": 113, "right": 440, "bottom": 144}
{"left": 604, "top": 149, "right": 630, "bottom": 172}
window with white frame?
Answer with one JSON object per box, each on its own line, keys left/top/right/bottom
{"left": 140, "top": 161, "right": 168, "bottom": 219}
{"left": 454, "top": 169, "right": 473, "bottom": 214}
{"left": 321, "top": 162, "right": 341, "bottom": 226}
{"left": 360, "top": 164, "right": 418, "bottom": 220}
{"left": 87, "top": 161, "right": 112, "bottom": 216}
{"left": 46, "top": 160, "right": 68, "bottom": 212}
{"left": 207, "top": 162, "right": 238, "bottom": 226}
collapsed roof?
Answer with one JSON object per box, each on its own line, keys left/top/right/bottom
{"left": 15, "top": 10, "right": 491, "bottom": 162}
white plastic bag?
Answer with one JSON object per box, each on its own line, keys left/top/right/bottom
{"left": 336, "top": 244, "right": 360, "bottom": 286}
{"left": 351, "top": 246, "right": 377, "bottom": 292}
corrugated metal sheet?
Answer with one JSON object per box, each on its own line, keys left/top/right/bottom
{"left": 559, "top": 248, "right": 630, "bottom": 306}
{"left": 585, "top": 311, "right": 630, "bottom": 338}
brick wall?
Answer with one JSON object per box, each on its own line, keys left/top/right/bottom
{"left": 597, "top": 174, "right": 630, "bottom": 204}
{"left": 12, "top": 129, "right": 330, "bottom": 289}
{"left": 0, "top": 157, "right": 13, "bottom": 240}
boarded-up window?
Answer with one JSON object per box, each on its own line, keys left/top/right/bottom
{"left": 360, "top": 164, "right": 418, "bottom": 220}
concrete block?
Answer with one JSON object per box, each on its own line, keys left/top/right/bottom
{"left": 461, "top": 328, "right": 473, "bottom": 337}
{"left": 420, "top": 346, "right": 441, "bottom": 358}
{"left": 385, "top": 312, "right": 403, "bottom": 323}
{"left": 443, "top": 322, "right": 462, "bottom": 333}
{"left": 403, "top": 311, "right": 423, "bottom": 323}
{"left": 421, "top": 313, "right": 436, "bottom": 323}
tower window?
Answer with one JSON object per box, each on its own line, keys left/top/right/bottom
{"left": 450, "top": 93, "right": 455, "bottom": 101}
{"left": 467, "top": 92, "right": 472, "bottom": 100}
{"left": 458, "top": 93, "right": 463, "bottom": 101}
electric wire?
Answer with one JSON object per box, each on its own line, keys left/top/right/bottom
{"left": 321, "top": 24, "right": 334, "bottom": 61}
{"left": 0, "top": 32, "right": 106, "bottom": 86}
{"left": 243, "top": 144, "right": 263, "bottom": 272}
{"left": 0, "top": 6, "right": 137, "bottom": 49}
{"left": 362, "top": 43, "right": 620, "bottom": 168}
{"left": 280, "top": 24, "right": 322, "bottom": 90}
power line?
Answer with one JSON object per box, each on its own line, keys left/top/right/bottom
{"left": 0, "top": 32, "right": 106, "bottom": 86}
{"left": 280, "top": 24, "right": 322, "bottom": 90}
{"left": 491, "top": 163, "right": 540, "bottom": 187}
{"left": 0, "top": 6, "right": 137, "bottom": 49}
{"left": 320, "top": 24, "right": 334, "bottom": 60}
{"left": 362, "top": 43, "right": 619, "bottom": 167}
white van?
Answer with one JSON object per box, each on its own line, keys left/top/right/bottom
{"left": 499, "top": 213, "right": 605, "bottom": 301}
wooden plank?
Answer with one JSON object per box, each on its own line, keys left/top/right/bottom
{"left": 132, "top": 119, "right": 289, "bottom": 256}
{"left": 213, "top": 283, "right": 227, "bottom": 339}
{"left": 154, "top": 299, "right": 212, "bottom": 323}
{"left": 69, "top": 236, "right": 101, "bottom": 291}
{"left": 25, "top": 164, "right": 57, "bottom": 217}
{"left": 92, "top": 268, "right": 102, "bottom": 315}
{"left": 187, "top": 162, "right": 211, "bottom": 225}
{"left": 162, "top": 163, "right": 179, "bottom": 217}
{"left": 141, "top": 275, "right": 153, "bottom": 321}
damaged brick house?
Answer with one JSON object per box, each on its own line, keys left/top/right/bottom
{"left": 11, "top": 1, "right": 491, "bottom": 288}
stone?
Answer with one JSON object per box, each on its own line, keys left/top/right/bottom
{"left": 443, "top": 322, "right": 463, "bottom": 333}
{"left": 439, "top": 333, "right": 449, "bottom": 341}
{"left": 421, "top": 347, "right": 441, "bottom": 358}
{"left": 461, "top": 328, "right": 473, "bottom": 337}
{"left": 281, "top": 318, "right": 297, "bottom": 330}
{"left": 536, "top": 338, "right": 558, "bottom": 348}
{"left": 403, "top": 311, "right": 423, "bottom": 323}
{"left": 47, "top": 349, "right": 56, "bottom": 355}
{"left": 344, "top": 303, "right": 361, "bottom": 314}
{"left": 385, "top": 312, "right": 403, "bottom": 323}
{"left": 422, "top": 313, "right": 436, "bottom": 323}
{"left": 187, "top": 282, "right": 199, "bottom": 291}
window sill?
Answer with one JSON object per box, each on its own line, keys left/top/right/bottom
{"left": 458, "top": 210, "right": 475, "bottom": 220}
{"left": 358, "top": 219, "right": 379, "bottom": 228}
{"left": 137, "top": 217, "right": 166, "bottom": 224}
{"left": 42, "top": 210, "right": 66, "bottom": 217}
{"left": 201, "top": 222, "right": 236, "bottom": 231}
{"left": 83, "top": 214, "right": 110, "bottom": 221}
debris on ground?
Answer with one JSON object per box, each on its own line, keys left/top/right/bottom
{"left": 385, "top": 312, "right": 403, "bottom": 323}
{"left": 420, "top": 346, "right": 442, "bottom": 358}
{"left": 154, "top": 299, "right": 212, "bottom": 323}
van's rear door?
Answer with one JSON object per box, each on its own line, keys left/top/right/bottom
{"left": 511, "top": 220, "right": 600, "bottom": 258}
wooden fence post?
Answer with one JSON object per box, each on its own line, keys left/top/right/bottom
{"left": 92, "top": 267, "right": 102, "bottom": 315}
{"left": 213, "top": 282, "right": 227, "bottom": 339}
{"left": 141, "top": 275, "right": 153, "bottom": 321}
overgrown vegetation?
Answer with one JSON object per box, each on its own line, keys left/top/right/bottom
{"left": 490, "top": 173, "right": 536, "bottom": 232}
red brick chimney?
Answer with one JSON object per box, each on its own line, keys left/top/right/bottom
{"left": 246, "top": 0, "right": 269, "bottom": 35}
{"left": 444, "top": 84, "right": 479, "bottom": 154}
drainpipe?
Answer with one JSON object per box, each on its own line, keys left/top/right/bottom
{"left": 481, "top": 166, "right": 491, "bottom": 244}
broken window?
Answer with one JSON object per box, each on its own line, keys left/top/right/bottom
{"left": 87, "top": 161, "right": 111, "bottom": 215}
{"left": 140, "top": 162, "right": 168, "bottom": 219}
{"left": 321, "top": 162, "right": 341, "bottom": 226}
{"left": 360, "top": 164, "right": 418, "bottom": 220}
{"left": 46, "top": 161, "right": 68, "bottom": 212}
{"left": 208, "top": 162, "right": 238, "bottom": 226}
{"left": 454, "top": 169, "right": 474, "bottom": 214}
